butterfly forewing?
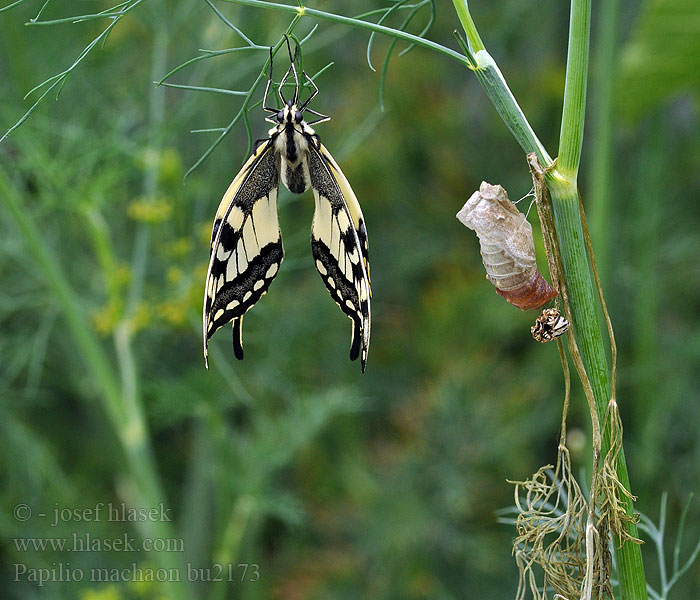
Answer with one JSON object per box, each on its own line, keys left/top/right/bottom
{"left": 308, "top": 145, "right": 371, "bottom": 371}
{"left": 203, "top": 141, "right": 283, "bottom": 365}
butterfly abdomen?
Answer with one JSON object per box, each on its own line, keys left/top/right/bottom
{"left": 283, "top": 161, "right": 310, "bottom": 194}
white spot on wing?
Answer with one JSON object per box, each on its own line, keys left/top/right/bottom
{"left": 252, "top": 193, "right": 279, "bottom": 246}
{"left": 228, "top": 206, "right": 245, "bottom": 231}
{"left": 243, "top": 291, "right": 252, "bottom": 302}
{"left": 242, "top": 217, "right": 259, "bottom": 252}
{"left": 254, "top": 279, "right": 264, "bottom": 291}
{"left": 316, "top": 260, "right": 327, "bottom": 276}
{"left": 312, "top": 193, "right": 333, "bottom": 245}
{"left": 265, "top": 263, "right": 278, "bottom": 278}
{"left": 337, "top": 209, "right": 350, "bottom": 232}
{"left": 236, "top": 241, "right": 248, "bottom": 272}
{"left": 226, "top": 260, "right": 236, "bottom": 282}
{"left": 216, "top": 245, "right": 230, "bottom": 261}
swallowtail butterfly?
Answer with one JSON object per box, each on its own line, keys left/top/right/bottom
{"left": 203, "top": 38, "right": 371, "bottom": 371}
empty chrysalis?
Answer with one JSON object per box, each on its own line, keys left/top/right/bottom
{"left": 457, "top": 182, "right": 557, "bottom": 310}
{"left": 531, "top": 307, "right": 570, "bottom": 342}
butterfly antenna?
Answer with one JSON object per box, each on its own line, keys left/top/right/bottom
{"left": 278, "top": 62, "right": 293, "bottom": 104}
{"left": 283, "top": 35, "right": 300, "bottom": 105}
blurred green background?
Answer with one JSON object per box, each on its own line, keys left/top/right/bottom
{"left": 1, "top": 1, "right": 698, "bottom": 598}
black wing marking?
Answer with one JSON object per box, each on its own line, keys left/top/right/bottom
{"left": 203, "top": 141, "right": 282, "bottom": 366}
{"left": 308, "top": 144, "right": 371, "bottom": 371}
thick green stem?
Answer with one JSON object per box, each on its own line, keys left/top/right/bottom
{"left": 552, "top": 1, "right": 646, "bottom": 597}
{"left": 547, "top": 177, "right": 647, "bottom": 600}
{"left": 558, "top": 0, "right": 591, "bottom": 180}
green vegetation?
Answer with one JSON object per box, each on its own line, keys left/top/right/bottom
{"left": 1, "top": 1, "right": 698, "bottom": 599}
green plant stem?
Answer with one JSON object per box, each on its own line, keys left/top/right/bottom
{"left": 0, "top": 169, "right": 187, "bottom": 600}
{"left": 221, "top": 0, "right": 471, "bottom": 67}
{"left": 558, "top": 0, "right": 591, "bottom": 180}
{"left": 451, "top": 0, "right": 484, "bottom": 52}
{"left": 470, "top": 50, "right": 553, "bottom": 166}
{"left": 451, "top": 1, "right": 551, "bottom": 165}
{"left": 547, "top": 177, "right": 646, "bottom": 600}
{"left": 551, "top": 1, "right": 646, "bottom": 597}
{"left": 454, "top": 0, "right": 647, "bottom": 596}
{"left": 587, "top": 0, "right": 620, "bottom": 278}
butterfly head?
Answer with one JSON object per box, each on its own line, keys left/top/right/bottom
{"left": 276, "top": 99, "right": 304, "bottom": 125}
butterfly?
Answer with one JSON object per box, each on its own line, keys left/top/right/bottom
{"left": 203, "top": 37, "right": 371, "bottom": 372}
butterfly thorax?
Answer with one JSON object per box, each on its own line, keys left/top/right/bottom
{"left": 270, "top": 102, "right": 317, "bottom": 194}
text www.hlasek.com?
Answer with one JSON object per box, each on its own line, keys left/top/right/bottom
{"left": 14, "top": 533, "right": 184, "bottom": 553}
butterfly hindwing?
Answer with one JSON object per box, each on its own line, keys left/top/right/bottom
{"left": 308, "top": 144, "right": 371, "bottom": 371}
{"left": 203, "top": 141, "right": 283, "bottom": 366}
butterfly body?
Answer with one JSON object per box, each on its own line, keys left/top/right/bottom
{"left": 203, "top": 42, "right": 371, "bottom": 371}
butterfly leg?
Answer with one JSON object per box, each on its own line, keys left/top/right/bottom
{"left": 263, "top": 47, "right": 277, "bottom": 114}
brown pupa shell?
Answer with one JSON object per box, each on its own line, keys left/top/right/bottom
{"left": 457, "top": 182, "right": 557, "bottom": 310}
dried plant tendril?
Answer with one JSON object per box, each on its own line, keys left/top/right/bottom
{"left": 457, "top": 182, "right": 557, "bottom": 310}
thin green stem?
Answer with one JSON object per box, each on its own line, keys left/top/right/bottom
{"left": 157, "top": 82, "right": 249, "bottom": 95}
{"left": 1, "top": 0, "right": 145, "bottom": 143}
{"left": 204, "top": 0, "right": 257, "bottom": 46}
{"left": 452, "top": 0, "right": 484, "bottom": 52}
{"left": 366, "top": 0, "right": 411, "bottom": 73}
{"left": 183, "top": 17, "right": 303, "bottom": 178}
{"left": 156, "top": 46, "right": 267, "bottom": 86}
{"left": 451, "top": 0, "right": 551, "bottom": 165}
{"left": 220, "top": 0, "right": 471, "bottom": 67}
{"left": 558, "top": 0, "right": 591, "bottom": 180}
{"left": 471, "top": 50, "right": 552, "bottom": 166}
{"left": 0, "top": 0, "right": 30, "bottom": 13}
